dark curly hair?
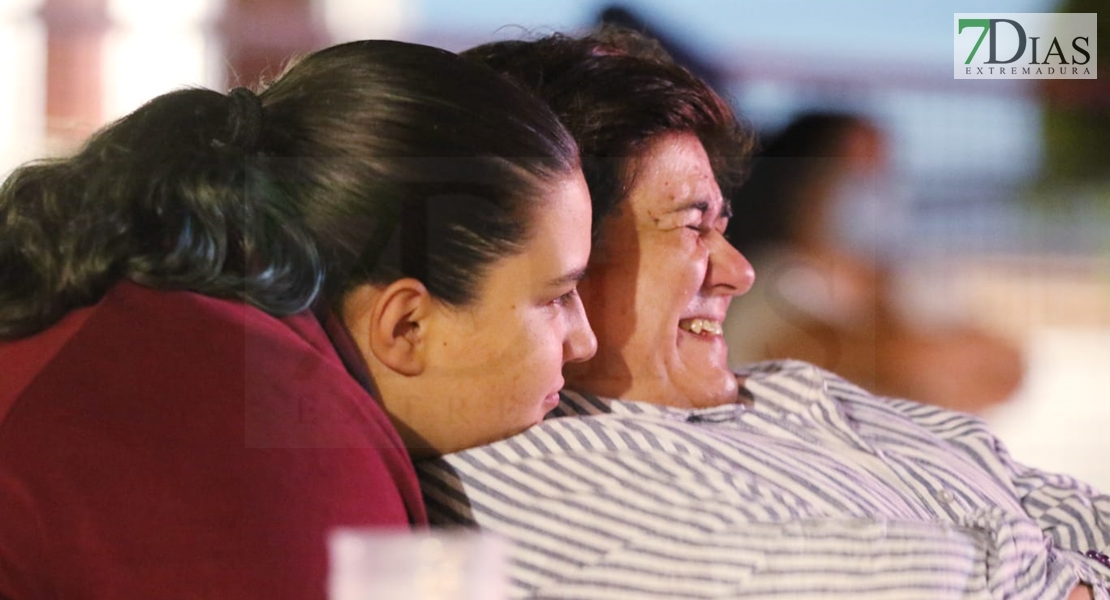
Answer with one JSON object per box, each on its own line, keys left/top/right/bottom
{"left": 0, "top": 40, "right": 578, "bottom": 339}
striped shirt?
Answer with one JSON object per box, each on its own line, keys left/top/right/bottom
{"left": 418, "top": 360, "right": 1110, "bottom": 599}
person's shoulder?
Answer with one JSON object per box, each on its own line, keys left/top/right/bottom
{"left": 110, "top": 280, "right": 326, "bottom": 353}
{"left": 741, "top": 357, "right": 877, "bottom": 393}
{"left": 737, "top": 358, "right": 861, "bottom": 410}
{"left": 428, "top": 397, "right": 697, "bottom": 477}
{"left": 0, "top": 281, "right": 371, "bottom": 438}
{"left": 2, "top": 279, "right": 411, "bottom": 474}
{"left": 742, "top": 359, "right": 994, "bottom": 441}
{"left": 100, "top": 281, "right": 346, "bottom": 379}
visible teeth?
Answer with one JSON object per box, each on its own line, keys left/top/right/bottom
{"left": 680, "top": 318, "right": 722, "bottom": 336}
{"left": 701, "top": 320, "right": 722, "bottom": 335}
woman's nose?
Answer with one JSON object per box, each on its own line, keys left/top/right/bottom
{"left": 706, "top": 233, "right": 755, "bottom": 296}
{"left": 564, "top": 298, "right": 597, "bottom": 363}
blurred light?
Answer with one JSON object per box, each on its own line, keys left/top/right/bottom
{"left": 323, "top": 0, "right": 416, "bottom": 43}
{"left": 102, "top": 0, "right": 223, "bottom": 123}
{"left": 0, "top": 0, "right": 46, "bottom": 178}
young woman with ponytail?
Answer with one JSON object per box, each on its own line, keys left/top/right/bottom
{"left": 0, "top": 39, "right": 594, "bottom": 600}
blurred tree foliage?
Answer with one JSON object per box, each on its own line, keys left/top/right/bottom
{"left": 1039, "top": 1, "right": 1108, "bottom": 186}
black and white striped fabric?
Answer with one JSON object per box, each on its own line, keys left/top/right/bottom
{"left": 418, "top": 360, "right": 1110, "bottom": 599}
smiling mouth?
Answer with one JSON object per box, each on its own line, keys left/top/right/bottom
{"left": 678, "top": 318, "right": 723, "bottom": 337}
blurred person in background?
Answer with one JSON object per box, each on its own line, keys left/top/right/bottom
{"left": 724, "top": 112, "right": 1026, "bottom": 413}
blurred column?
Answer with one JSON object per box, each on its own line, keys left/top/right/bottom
{"left": 41, "top": 0, "right": 105, "bottom": 148}
{"left": 0, "top": 0, "right": 46, "bottom": 177}
{"left": 322, "top": 0, "right": 414, "bottom": 44}
{"left": 103, "top": 0, "right": 222, "bottom": 124}
{"left": 217, "top": 0, "right": 326, "bottom": 90}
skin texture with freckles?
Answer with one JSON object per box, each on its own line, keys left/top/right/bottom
{"left": 564, "top": 132, "right": 755, "bottom": 408}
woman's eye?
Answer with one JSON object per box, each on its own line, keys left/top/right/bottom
{"left": 551, "top": 288, "right": 578, "bottom": 307}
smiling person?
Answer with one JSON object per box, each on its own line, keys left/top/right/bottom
{"left": 563, "top": 130, "right": 753, "bottom": 409}
{"left": 418, "top": 30, "right": 1109, "bottom": 600}
{"left": 0, "top": 39, "right": 593, "bottom": 600}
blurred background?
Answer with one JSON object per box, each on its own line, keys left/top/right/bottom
{"left": 2, "top": 0, "right": 1107, "bottom": 487}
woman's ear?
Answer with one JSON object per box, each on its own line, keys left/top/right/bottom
{"left": 344, "top": 279, "right": 432, "bottom": 377}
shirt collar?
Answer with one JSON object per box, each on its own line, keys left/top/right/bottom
{"left": 320, "top": 310, "right": 376, "bottom": 396}
{"left": 552, "top": 389, "right": 747, "bottom": 423}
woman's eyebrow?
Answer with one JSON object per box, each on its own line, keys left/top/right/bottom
{"left": 546, "top": 266, "right": 588, "bottom": 288}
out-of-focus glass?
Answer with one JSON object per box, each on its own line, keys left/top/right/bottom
{"left": 328, "top": 528, "right": 509, "bottom": 600}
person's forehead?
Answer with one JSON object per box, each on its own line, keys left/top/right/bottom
{"left": 627, "top": 133, "right": 725, "bottom": 214}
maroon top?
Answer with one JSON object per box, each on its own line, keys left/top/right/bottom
{"left": 0, "top": 281, "right": 426, "bottom": 600}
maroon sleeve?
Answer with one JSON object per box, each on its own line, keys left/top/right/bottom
{"left": 0, "top": 282, "right": 424, "bottom": 600}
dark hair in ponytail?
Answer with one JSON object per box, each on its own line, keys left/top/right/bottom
{"left": 0, "top": 40, "right": 578, "bottom": 339}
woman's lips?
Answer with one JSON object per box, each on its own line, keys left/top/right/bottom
{"left": 542, "top": 391, "right": 561, "bottom": 409}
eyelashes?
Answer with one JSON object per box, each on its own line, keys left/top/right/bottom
{"left": 685, "top": 219, "right": 729, "bottom": 237}
{"left": 550, "top": 287, "right": 579, "bottom": 307}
